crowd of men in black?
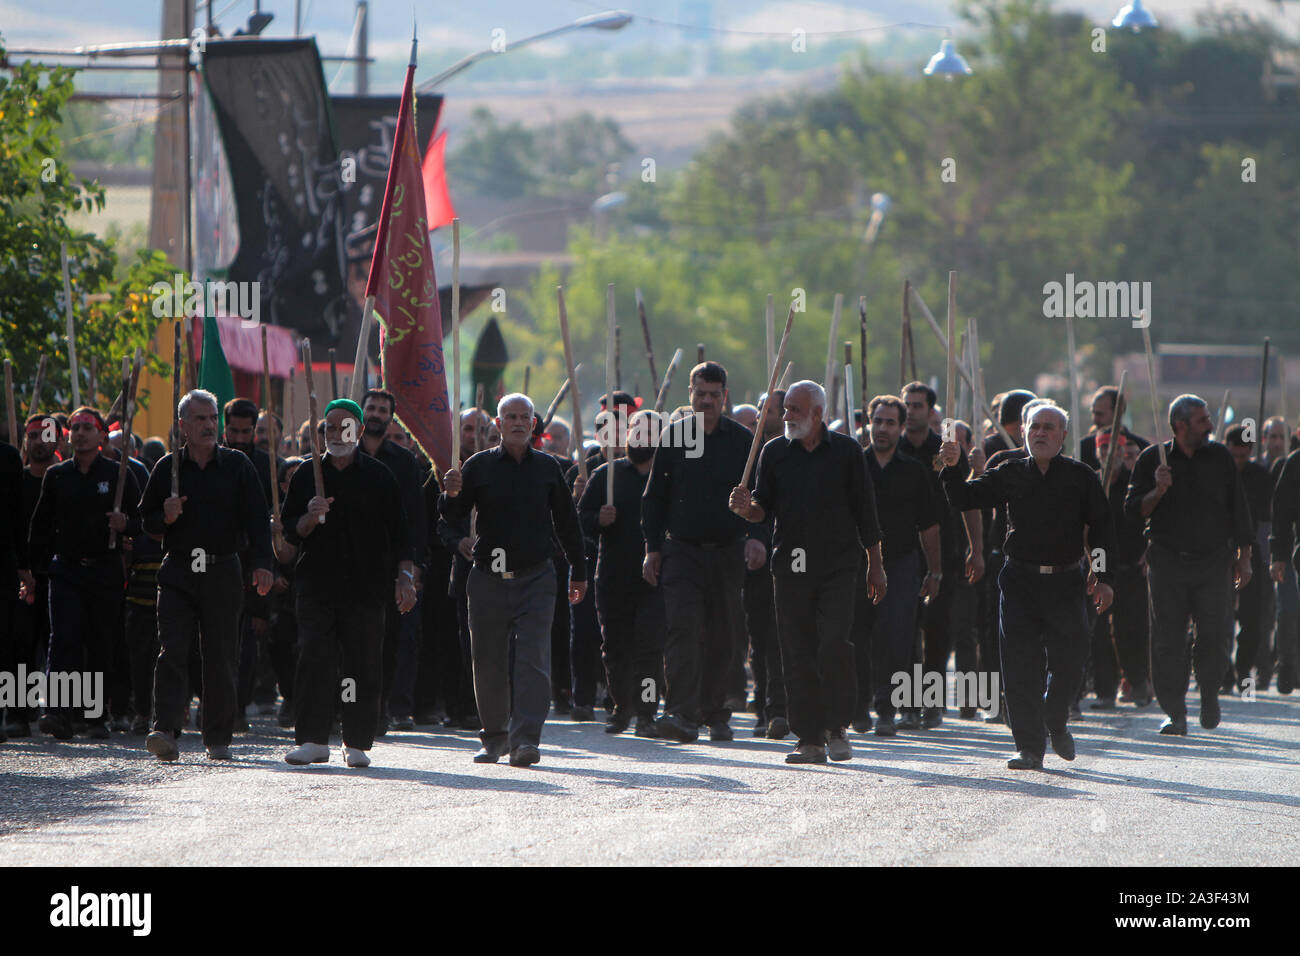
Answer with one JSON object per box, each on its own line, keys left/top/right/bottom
{"left": 1, "top": 360, "right": 1296, "bottom": 770}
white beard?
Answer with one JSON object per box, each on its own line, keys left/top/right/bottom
{"left": 784, "top": 420, "right": 808, "bottom": 441}
{"left": 326, "top": 440, "right": 357, "bottom": 457}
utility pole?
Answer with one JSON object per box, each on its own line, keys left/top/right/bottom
{"left": 356, "top": 2, "right": 369, "bottom": 95}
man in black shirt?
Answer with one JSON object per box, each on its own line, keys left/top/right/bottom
{"left": 1268, "top": 444, "right": 1300, "bottom": 694}
{"left": 359, "top": 388, "right": 428, "bottom": 733}
{"left": 641, "top": 362, "right": 762, "bottom": 743}
{"left": 578, "top": 409, "right": 666, "bottom": 736}
{"left": 0, "top": 436, "right": 21, "bottom": 744}
{"left": 942, "top": 399, "right": 1115, "bottom": 769}
{"left": 441, "top": 394, "right": 588, "bottom": 767}
{"left": 141, "top": 389, "right": 274, "bottom": 761}
{"left": 854, "top": 395, "right": 940, "bottom": 737}
{"left": 1124, "top": 394, "right": 1253, "bottom": 736}
{"left": 732, "top": 382, "right": 886, "bottom": 763}
{"left": 27, "top": 407, "right": 141, "bottom": 740}
{"left": 1224, "top": 425, "right": 1275, "bottom": 694}
{"left": 281, "top": 398, "right": 415, "bottom": 768}
{"left": 1080, "top": 386, "right": 1149, "bottom": 470}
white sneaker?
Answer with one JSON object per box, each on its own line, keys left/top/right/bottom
{"left": 285, "top": 742, "right": 330, "bottom": 765}
{"left": 342, "top": 746, "right": 370, "bottom": 768}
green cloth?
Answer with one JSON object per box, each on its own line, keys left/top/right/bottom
{"left": 325, "top": 398, "right": 363, "bottom": 421}
{"left": 198, "top": 316, "right": 235, "bottom": 431}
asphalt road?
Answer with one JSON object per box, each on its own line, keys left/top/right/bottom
{"left": 1, "top": 690, "right": 1296, "bottom": 866}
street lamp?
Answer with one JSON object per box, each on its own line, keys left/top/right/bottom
{"left": 1112, "top": 0, "right": 1158, "bottom": 32}
{"left": 417, "top": 10, "right": 633, "bottom": 92}
{"left": 924, "top": 38, "right": 973, "bottom": 78}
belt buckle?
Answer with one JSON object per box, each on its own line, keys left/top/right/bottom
{"left": 501, "top": 569, "right": 516, "bottom": 580}
{"left": 1039, "top": 564, "right": 1053, "bottom": 574}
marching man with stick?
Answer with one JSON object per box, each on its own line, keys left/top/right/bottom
{"left": 730, "top": 381, "right": 886, "bottom": 764}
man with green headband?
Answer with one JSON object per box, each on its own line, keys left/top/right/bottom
{"left": 280, "top": 397, "right": 416, "bottom": 768}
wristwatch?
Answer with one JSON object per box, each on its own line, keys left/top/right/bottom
{"left": 400, "top": 569, "right": 415, "bottom": 581}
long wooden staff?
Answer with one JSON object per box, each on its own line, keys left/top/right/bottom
{"left": 900, "top": 280, "right": 910, "bottom": 391}
{"left": 1066, "top": 314, "right": 1082, "bottom": 460}
{"left": 765, "top": 295, "right": 775, "bottom": 386}
{"left": 170, "top": 320, "right": 182, "bottom": 498}
{"left": 606, "top": 284, "right": 617, "bottom": 501}
{"left": 450, "top": 218, "right": 463, "bottom": 469}
{"left": 636, "top": 288, "right": 658, "bottom": 387}
{"left": 108, "top": 348, "right": 143, "bottom": 549}
{"left": 776, "top": 361, "right": 794, "bottom": 392}
{"left": 1140, "top": 319, "right": 1167, "bottom": 467}
{"left": 301, "top": 339, "right": 327, "bottom": 522}
{"left": 1258, "top": 337, "right": 1271, "bottom": 457}
{"left": 859, "top": 297, "right": 869, "bottom": 421}
{"left": 1100, "top": 370, "right": 1128, "bottom": 489}
{"left": 653, "top": 349, "right": 682, "bottom": 415}
{"left": 741, "top": 306, "right": 795, "bottom": 487}
{"left": 541, "top": 364, "right": 581, "bottom": 433}
{"left": 557, "top": 287, "right": 587, "bottom": 481}
{"left": 824, "top": 293, "right": 843, "bottom": 423}
{"left": 1216, "top": 389, "right": 1231, "bottom": 440}
{"left": 329, "top": 348, "right": 340, "bottom": 399}
{"left": 184, "top": 320, "right": 198, "bottom": 392}
{"left": 843, "top": 342, "right": 855, "bottom": 437}
{"left": 945, "top": 272, "right": 956, "bottom": 442}
{"left": 27, "top": 355, "right": 48, "bottom": 421}
{"left": 3, "top": 359, "right": 16, "bottom": 450}
{"left": 261, "top": 325, "right": 284, "bottom": 553}
{"left": 287, "top": 366, "right": 296, "bottom": 452}
{"left": 60, "top": 242, "right": 81, "bottom": 408}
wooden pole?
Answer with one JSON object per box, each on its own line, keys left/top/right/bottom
{"left": 1064, "top": 315, "right": 1082, "bottom": 459}
{"left": 27, "top": 355, "right": 48, "bottom": 421}
{"left": 741, "top": 307, "right": 796, "bottom": 487}
{"left": 1140, "top": 319, "right": 1167, "bottom": 467}
{"left": 60, "top": 242, "right": 81, "bottom": 408}
{"left": 261, "top": 325, "right": 284, "bottom": 553}
{"left": 765, "top": 294, "right": 775, "bottom": 385}
{"left": 824, "top": 293, "right": 843, "bottom": 422}
{"left": 522, "top": 365, "right": 531, "bottom": 396}
{"left": 1281, "top": 351, "right": 1289, "bottom": 430}
{"left": 968, "top": 316, "right": 986, "bottom": 440}
{"left": 3, "top": 359, "right": 16, "bottom": 450}
{"left": 1216, "top": 389, "right": 1231, "bottom": 439}
{"left": 1258, "top": 337, "right": 1271, "bottom": 456}
{"left": 108, "top": 348, "right": 143, "bottom": 549}
{"left": 636, "top": 288, "right": 658, "bottom": 387}
{"left": 777, "top": 361, "right": 794, "bottom": 392}
{"left": 184, "top": 320, "right": 198, "bottom": 392}
{"left": 945, "top": 272, "right": 956, "bottom": 442}
{"left": 859, "top": 297, "right": 869, "bottom": 420}
{"left": 350, "top": 294, "right": 376, "bottom": 403}
{"left": 900, "top": 280, "right": 910, "bottom": 392}
{"left": 301, "top": 339, "right": 328, "bottom": 521}
{"left": 287, "top": 366, "right": 297, "bottom": 450}
{"left": 1100, "top": 369, "right": 1128, "bottom": 490}
{"left": 88, "top": 355, "right": 98, "bottom": 408}
{"left": 541, "top": 364, "right": 580, "bottom": 432}
{"left": 843, "top": 341, "right": 855, "bottom": 436}
{"left": 170, "top": 320, "right": 183, "bottom": 498}
{"left": 606, "top": 283, "right": 617, "bottom": 501}
{"left": 450, "top": 218, "right": 462, "bottom": 469}
{"left": 696, "top": 344, "right": 705, "bottom": 366}
{"left": 653, "top": 350, "right": 682, "bottom": 415}
{"left": 958, "top": 330, "right": 970, "bottom": 424}
{"left": 557, "top": 287, "right": 587, "bottom": 481}
{"left": 614, "top": 324, "right": 622, "bottom": 392}
{"left": 328, "top": 348, "right": 340, "bottom": 399}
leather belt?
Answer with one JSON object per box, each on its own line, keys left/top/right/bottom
{"left": 666, "top": 533, "right": 740, "bottom": 552}
{"left": 1007, "top": 557, "right": 1082, "bottom": 575}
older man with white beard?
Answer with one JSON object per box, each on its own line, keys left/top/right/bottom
{"left": 279, "top": 399, "right": 416, "bottom": 768}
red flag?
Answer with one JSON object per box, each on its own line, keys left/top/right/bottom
{"left": 366, "top": 50, "right": 453, "bottom": 474}
{"left": 421, "top": 129, "right": 456, "bottom": 232}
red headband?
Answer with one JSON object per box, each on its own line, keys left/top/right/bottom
{"left": 68, "top": 412, "right": 107, "bottom": 434}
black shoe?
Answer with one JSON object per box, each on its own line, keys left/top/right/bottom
{"left": 826, "top": 728, "right": 852, "bottom": 761}
{"left": 509, "top": 744, "right": 541, "bottom": 767}
{"left": 392, "top": 715, "right": 415, "bottom": 731}
{"left": 553, "top": 697, "right": 572, "bottom": 716}
{"left": 146, "top": 729, "right": 180, "bottom": 761}
{"left": 958, "top": 707, "right": 978, "bottom": 720}
{"left": 654, "top": 714, "right": 698, "bottom": 743}
{"left": 1159, "top": 716, "right": 1188, "bottom": 735}
{"left": 752, "top": 720, "right": 768, "bottom": 737}
{"left": 895, "top": 712, "right": 920, "bottom": 731}
{"left": 1278, "top": 669, "right": 1295, "bottom": 695}
{"left": 85, "top": 721, "right": 111, "bottom": 741}
{"left": 921, "top": 707, "right": 943, "bottom": 729}
{"left": 571, "top": 705, "right": 595, "bottom": 722}
{"left": 851, "top": 714, "right": 873, "bottom": 733}
{"left": 1007, "top": 751, "right": 1043, "bottom": 770}
{"left": 604, "top": 715, "right": 630, "bottom": 735}
{"left": 4, "top": 719, "right": 31, "bottom": 737}
{"left": 766, "top": 715, "right": 790, "bottom": 739}
{"left": 1200, "top": 694, "right": 1221, "bottom": 730}
{"left": 634, "top": 716, "right": 660, "bottom": 738}
{"left": 1049, "top": 730, "right": 1076, "bottom": 761}
{"left": 473, "top": 739, "right": 510, "bottom": 763}
{"left": 1089, "top": 698, "right": 1116, "bottom": 711}
{"left": 38, "top": 713, "right": 74, "bottom": 741}
{"left": 709, "top": 721, "right": 733, "bottom": 742}
{"left": 874, "top": 716, "right": 897, "bottom": 737}
{"left": 785, "top": 744, "right": 827, "bottom": 764}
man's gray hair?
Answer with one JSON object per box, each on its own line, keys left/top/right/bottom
{"left": 178, "top": 389, "right": 219, "bottom": 419}
{"left": 1168, "top": 394, "right": 1207, "bottom": 431}
{"left": 1023, "top": 398, "right": 1068, "bottom": 431}
{"left": 787, "top": 380, "right": 826, "bottom": 417}
{"left": 497, "top": 392, "right": 535, "bottom": 418}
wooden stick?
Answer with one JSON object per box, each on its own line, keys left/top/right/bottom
{"left": 1065, "top": 314, "right": 1082, "bottom": 460}
{"left": 556, "top": 287, "right": 587, "bottom": 481}
{"left": 958, "top": 330, "right": 970, "bottom": 424}
{"left": 475, "top": 384, "right": 486, "bottom": 453}
{"left": 1140, "top": 319, "right": 1167, "bottom": 467}
{"left": 1216, "top": 389, "right": 1231, "bottom": 439}
{"left": 636, "top": 288, "right": 658, "bottom": 387}
{"left": 170, "top": 320, "right": 182, "bottom": 497}
{"left": 523, "top": 365, "right": 531, "bottom": 396}
{"left": 450, "top": 218, "right": 462, "bottom": 469}
{"left": 653, "top": 349, "right": 682, "bottom": 415}
{"left": 350, "top": 294, "right": 376, "bottom": 403}
{"left": 900, "top": 280, "right": 910, "bottom": 392}
{"left": 606, "top": 283, "right": 617, "bottom": 502}
{"left": 968, "top": 316, "right": 987, "bottom": 441}
{"left": 1259, "top": 337, "right": 1271, "bottom": 456}
{"left": 184, "top": 320, "right": 198, "bottom": 392}
{"left": 909, "top": 285, "right": 1014, "bottom": 449}
{"left": 88, "top": 355, "right": 98, "bottom": 407}
{"left": 27, "top": 355, "right": 47, "bottom": 421}
{"left": 1281, "top": 351, "right": 1289, "bottom": 430}
{"left": 301, "top": 339, "right": 327, "bottom": 522}
{"left": 329, "top": 348, "right": 340, "bottom": 399}
{"left": 108, "top": 348, "right": 143, "bottom": 549}
{"left": 261, "top": 324, "right": 284, "bottom": 553}
{"left": 696, "top": 343, "right": 705, "bottom": 366}
{"left": 825, "top": 293, "right": 843, "bottom": 423}
{"left": 741, "top": 307, "right": 796, "bottom": 487}
{"left": 843, "top": 341, "right": 855, "bottom": 436}
{"left": 945, "top": 272, "right": 956, "bottom": 442}
{"left": 3, "top": 359, "right": 16, "bottom": 450}
{"left": 765, "top": 295, "right": 775, "bottom": 385}
{"left": 859, "top": 297, "right": 869, "bottom": 421}
{"left": 1100, "top": 369, "right": 1127, "bottom": 489}
{"left": 60, "top": 242, "right": 81, "bottom": 408}
{"left": 287, "top": 366, "right": 296, "bottom": 451}
{"left": 777, "top": 361, "right": 794, "bottom": 392}
{"left": 541, "top": 364, "right": 580, "bottom": 432}
{"left": 615, "top": 324, "right": 622, "bottom": 391}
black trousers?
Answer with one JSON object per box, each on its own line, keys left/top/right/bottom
{"left": 595, "top": 578, "right": 665, "bottom": 721}
{"left": 998, "top": 561, "right": 1090, "bottom": 758}
{"left": 570, "top": 559, "right": 602, "bottom": 708}
{"left": 1146, "top": 543, "right": 1233, "bottom": 719}
{"left": 978, "top": 552, "right": 1004, "bottom": 701}
{"left": 744, "top": 562, "right": 786, "bottom": 719}
{"left": 47, "top": 557, "right": 125, "bottom": 722}
{"left": 294, "top": 595, "right": 385, "bottom": 749}
{"left": 1087, "top": 563, "right": 1150, "bottom": 699}
{"left": 660, "top": 538, "right": 745, "bottom": 727}
{"left": 420, "top": 551, "right": 470, "bottom": 719}
{"left": 774, "top": 567, "right": 858, "bottom": 747}
{"left": 921, "top": 570, "right": 978, "bottom": 709}
{"left": 5, "top": 567, "right": 46, "bottom": 723}
{"left": 125, "top": 600, "right": 158, "bottom": 721}
{"left": 550, "top": 557, "right": 572, "bottom": 706}
{"left": 1233, "top": 549, "right": 1274, "bottom": 684}
{"left": 450, "top": 555, "right": 479, "bottom": 721}
{"left": 852, "top": 551, "right": 921, "bottom": 720}
{"left": 153, "top": 555, "right": 244, "bottom": 748}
